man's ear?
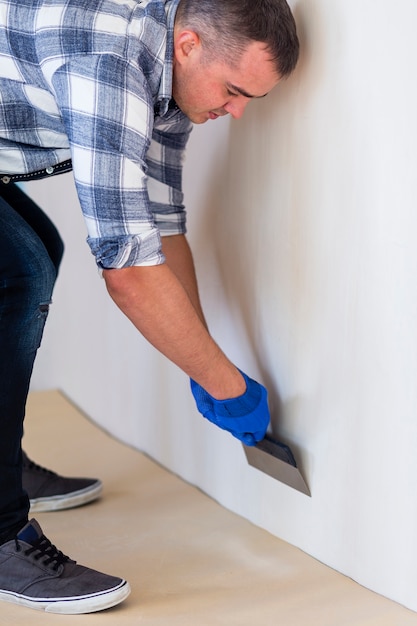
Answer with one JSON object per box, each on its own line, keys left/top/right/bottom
{"left": 173, "top": 29, "right": 201, "bottom": 65}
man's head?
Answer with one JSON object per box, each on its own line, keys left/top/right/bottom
{"left": 172, "top": 0, "right": 299, "bottom": 124}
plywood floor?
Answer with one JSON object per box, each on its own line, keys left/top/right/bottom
{"left": 1, "top": 390, "right": 416, "bottom": 625}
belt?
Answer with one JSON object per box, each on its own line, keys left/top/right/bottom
{"left": 0, "top": 159, "right": 72, "bottom": 184}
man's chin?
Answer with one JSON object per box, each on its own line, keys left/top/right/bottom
{"left": 184, "top": 112, "right": 210, "bottom": 124}
{"left": 180, "top": 108, "right": 216, "bottom": 124}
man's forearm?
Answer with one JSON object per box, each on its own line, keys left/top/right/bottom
{"left": 103, "top": 245, "right": 245, "bottom": 400}
{"left": 160, "top": 234, "right": 208, "bottom": 329}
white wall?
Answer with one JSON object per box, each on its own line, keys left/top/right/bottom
{"left": 29, "top": 0, "right": 417, "bottom": 612}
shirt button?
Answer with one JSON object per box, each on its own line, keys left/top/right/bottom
{"left": 46, "top": 166, "right": 54, "bottom": 174}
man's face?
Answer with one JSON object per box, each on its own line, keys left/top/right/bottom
{"left": 172, "top": 35, "right": 281, "bottom": 124}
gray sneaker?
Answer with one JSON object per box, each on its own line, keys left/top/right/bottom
{"left": 0, "top": 519, "right": 130, "bottom": 614}
{"left": 22, "top": 451, "right": 103, "bottom": 512}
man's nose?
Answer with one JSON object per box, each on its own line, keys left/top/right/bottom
{"left": 224, "top": 98, "right": 250, "bottom": 120}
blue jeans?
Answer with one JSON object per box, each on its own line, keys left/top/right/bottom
{"left": 0, "top": 182, "right": 63, "bottom": 536}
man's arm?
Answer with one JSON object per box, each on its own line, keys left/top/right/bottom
{"left": 102, "top": 234, "right": 246, "bottom": 400}
{"left": 160, "top": 234, "right": 207, "bottom": 328}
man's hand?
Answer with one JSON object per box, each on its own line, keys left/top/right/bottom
{"left": 190, "top": 370, "right": 270, "bottom": 446}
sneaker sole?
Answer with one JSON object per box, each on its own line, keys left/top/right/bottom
{"left": 29, "top": 481, "right": 103, "bottom": 513}
{"left": 0, "top": 579, "right": 131, "bottom": 614}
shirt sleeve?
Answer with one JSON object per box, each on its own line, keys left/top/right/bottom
{"left": 147, "top": 106, "right": 192, "bottom": 236}
{"left": 51, "top": 53, "right": 172, "bottom": 269}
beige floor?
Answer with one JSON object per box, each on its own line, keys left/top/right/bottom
{"left": 1, "top": 390, "right": 416, "bottom": 626}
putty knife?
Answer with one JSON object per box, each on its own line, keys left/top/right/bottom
{"left": 243, "top": 434, "right": 310, "bottom": 496}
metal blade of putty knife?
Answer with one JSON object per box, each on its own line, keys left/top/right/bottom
{"left": 243, "top": 434, "right": 310, "bottom": 496}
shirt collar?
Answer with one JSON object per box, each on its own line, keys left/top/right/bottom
{"left": 156, "top": 0, "right": 180, "bottom": 116}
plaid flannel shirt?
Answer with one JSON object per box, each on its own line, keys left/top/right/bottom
{"left": 0, "top": 0, "right": 192, "bottom": 268}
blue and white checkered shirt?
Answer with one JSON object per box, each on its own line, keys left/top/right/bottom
{"left": 0, "top": 0, "right": 192, "bottom": 268}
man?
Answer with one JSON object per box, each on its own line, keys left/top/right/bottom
{"left": 0, "top": 0, "right": 299, "bottom": 615}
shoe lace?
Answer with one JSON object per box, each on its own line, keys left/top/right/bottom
{"left": 15, "top": 534, "right": 70, "bottom": 571}
{"left": 22, "top": 453, "right": 57, "bottom": 477}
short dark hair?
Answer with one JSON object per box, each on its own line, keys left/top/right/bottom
{"left": 175, "top": 0, "right": 299, "bottom": 77}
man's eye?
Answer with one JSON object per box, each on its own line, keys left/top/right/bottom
{"left": 227, "top": 90, "right": 238, "bottom": 97}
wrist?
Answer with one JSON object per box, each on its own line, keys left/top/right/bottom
{"left": 205, "top": 368, "right": 246, "bottom": 401}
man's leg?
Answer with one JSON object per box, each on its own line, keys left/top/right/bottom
{"left": 0, "top": 184, "right": 130, "bottom": 613}
{"left": 0, "top": 186, "right": 58, "bottom": 539}
{"left": 0, "top": 183, "right": 102, "bottom": 513}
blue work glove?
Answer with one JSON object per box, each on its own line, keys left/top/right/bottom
{"left": 190, "top": 370, "right": 270, "bottom": 446}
